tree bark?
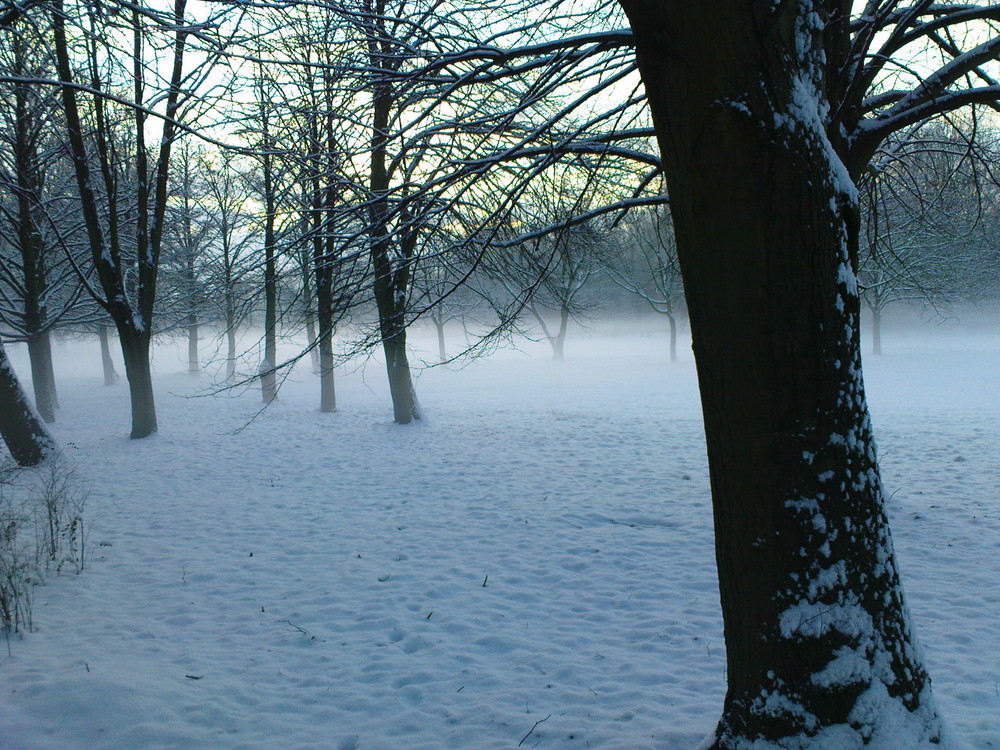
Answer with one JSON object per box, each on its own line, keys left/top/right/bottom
{"left": 0, "top": 340, "right": 55, "bottom": 466}
{"left": 119, "top": 328, "right": 156, "bottom": 439}
{"left": 619, "top": 3, "right": 949, "bottom": 746}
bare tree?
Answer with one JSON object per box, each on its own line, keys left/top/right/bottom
{"left": 161, "top": 141, "right": 219, "bottom": 374}
{"left": 604, "top": 206, "right": 684, "bottom": 361}
{"left": 0, "top": 25, "right": 87, "bottom": 421}
{"left": 860, "top": 126, "right": 999, "bottom": 353}
{"left": 51, "top": 0, "right": 206, "bottom": 437}
{"left": 617, "top": 1, "right": 1000, "bottom": 745}
{"left": 198, "top": 150, "right": 258, "bottom": 382}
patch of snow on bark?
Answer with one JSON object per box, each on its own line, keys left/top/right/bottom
{"left": 779, "top": 599, "right": 872, "bottom": 640}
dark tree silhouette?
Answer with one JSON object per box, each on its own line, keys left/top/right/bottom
{"left": 618, "top": 1, "right": 1000, "bottom": 746}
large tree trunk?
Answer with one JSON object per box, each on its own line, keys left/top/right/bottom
{"left": 119, "top": 328, "right": 157, "bottom": 439}
{"left": 620, "top": 3, "right": 950, "bottom": 746}
{"left": 0, "top": 340, "right": 55, "bottom": 466}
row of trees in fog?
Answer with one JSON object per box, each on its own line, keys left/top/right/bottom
{"left": 2, "top": 3, "right": 1000, "bottom": 746}
{"left": 2, "top": 1, "right": 998, "bottom": 451}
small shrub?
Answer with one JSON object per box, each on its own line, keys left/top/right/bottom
{"left": 0, "top": 457, "right": 88, "bottom": 638}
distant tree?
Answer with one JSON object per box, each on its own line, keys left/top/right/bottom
{"left": 860, "top": 129, "right": 999, "bottom": 353}
{"left": 161, "top": 141, "right": 218, "bottom": 374}
{"left": 199, "top": 150, "right": 258, "bottom": 382}
{"left": 247, "top": 71, "right": 283, "bottom": 404}
{"left": 293, "top": 8, "right": 349, "bottom": 412}
{"left": 411, "top": 255, "right": 483, "bottom": 363}
{"left": 474, "top": 172, "right": 609, "bottom": 360}
{"left": 605, "top": 206, "right": 684, "bottom": 361}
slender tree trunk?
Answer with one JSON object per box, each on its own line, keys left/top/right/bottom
{"left": 620, "top": 3, "right": 949, "bottom": 746}
{"left": 318, "top": 323, "right": 335, "bottom": 413}
{"left": 0, "top": 340, "right": 55, "bottom": 466}
{"left": 382, "top": 332, "right": 417, "bottom": 422}
{"left": 99, "top": 325, "right": 118, "bottom": 385}
{"left": 261, "top": 150, "right": 278, "bottom": 404}
{"left": 872, "top": 307, "right": 883, "bottom": 356}
{"left": 306, "top": 318, "right": 320, "bottom": 373}
{"left": 435, "top": 318, "right": 446, "bottom": 363}
{"left": 666, "top": 311, "right": 677, "bottom": 363}
{"left": 314, "top": 234, "right": 337, "bottom": 413}
{"left": 551, "top": 304, "right": 569, "bottom": 361}
{"left": 26, "top": 334, "right": 56, "bottom": 423}
{"left": 42, "top": 334, "right": 57, "bottom": 408}
{"left": 13, "top": 53, "right": 57, "bottom": 421}
{"left": 119, "top": 328, "right": 156, "bottom": 439}
{"left": 300, "top": 246, "right": 321, "bottom": 374}
{"left": 368, "top": 53, "right": 419, "bottom": 424}
{"left": 527, "top": 302, "right": 558, "bottom": 360}
{"left": 187, "top": 314, "right": 199, "bottom": 373}
{"left": 224, "top": 287, "right": 237, "bottom": 381}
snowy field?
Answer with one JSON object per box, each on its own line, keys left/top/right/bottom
{"left": 0, "top": 316, "right": 998, "bottom": 749}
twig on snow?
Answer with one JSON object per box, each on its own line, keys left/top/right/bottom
{"left": 518, "top": 714, "right": 551, "bottom": 747}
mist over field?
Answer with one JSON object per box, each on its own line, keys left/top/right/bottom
{"left": 1, "top": 310, "right": 997, "bottom": 749}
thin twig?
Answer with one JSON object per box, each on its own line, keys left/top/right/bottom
{"left": 518, "top": 714, "right": 551, "bottom": 747}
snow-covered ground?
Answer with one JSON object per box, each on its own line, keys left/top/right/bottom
{"left": 1, "top": 318, "right": 997, "bottom": 749}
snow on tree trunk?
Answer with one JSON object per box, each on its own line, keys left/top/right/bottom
{"left": 0, "top": 340, "right": 55, "bottom": 466}
{"left": 619, "top": 3, "right": 958, "bottom": 747}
